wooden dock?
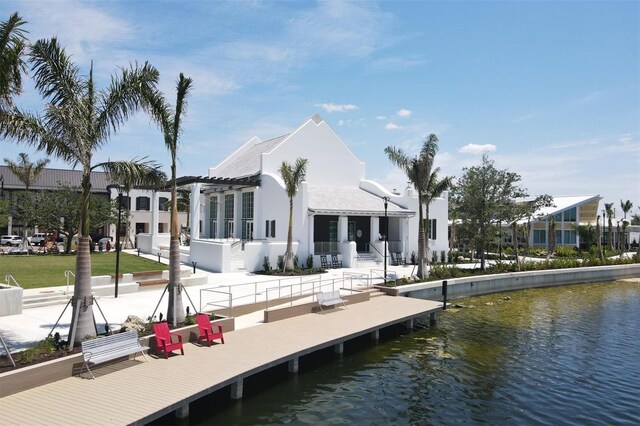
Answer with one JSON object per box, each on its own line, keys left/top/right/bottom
{"left": 0, "top": 295, "right": 441, "bottom": 425}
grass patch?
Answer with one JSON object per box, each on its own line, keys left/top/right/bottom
{"left": 0, "top": 252, "right": 168, "bottom": 289}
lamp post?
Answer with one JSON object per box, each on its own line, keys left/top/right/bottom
{"left": 0, "top": 174, "right": 4, "bottom": 198}
{"left": 114, "top": 186, "right": 124, "bottom": 298}
{"left": 602, "top": 208, "right": 606, "bottom": 254}
{"left": 382, "top": 196, "right": 389, "bottom": 282}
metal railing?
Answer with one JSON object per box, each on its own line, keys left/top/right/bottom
{"left": 3, "top": 274, "right": 21, "bottom": 288}
{"left": 264, "top": 277, "right": 358, "bottom": 311}
{"left": 199, "top": 288, "right": 233, "bottom": 317}
{"left": 369, "top": 268, "right": 398, "bottom": 287}
{"left": 64, "top": 270, "right": 75, "bottom": 294}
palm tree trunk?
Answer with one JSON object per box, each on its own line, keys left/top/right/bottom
{"left": 425, "top": 205, "right": 431, "bottom": 277}
{"left": 68, "top": 170, "right": 96, "bottom": 345}
{"left": 513, "top": 222, "right": 520, "bottom": 271}
{"left": 167, "top": 166, "right": 184, "bottom": 326}
{"left": 416, "top": 193, "right": 427, "bottom": 279}
{"left": 285, "top": 199, "right": 294, "bottom": 271}
{"left": 608, "top": 218, "right": 613, "bottom": 251}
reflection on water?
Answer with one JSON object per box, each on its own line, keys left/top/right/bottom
{"left": 155, "top": 281, "right": 640, "bottom": 425}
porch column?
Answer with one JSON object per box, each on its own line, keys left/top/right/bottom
{"left": 338, "top": 216, "right": 348, "bottom": 242}
{"left": 216, "top": 194, "right": 223, "bottom": 239}
{"left": 151, "top": 191, "right": 159, "bottom": 250}
{"left": 308, "top": 214, "right": 315, "bottom": 255}
{"left": 253, "top": 187, "right": 261, "bottom": 240}
{"left": 190, "top": 183, "right": 202, "bottom": 239}
{"left": 371, "top": 216, "right": 380, "bottom": 242}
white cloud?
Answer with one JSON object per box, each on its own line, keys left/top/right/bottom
{"left": 514, "top": 113, "right": 535, "bottom": 123}
{"left": 315, "top": 103, "right": 358, "bottom": 113}
{"left": 458, "top": 144, "right": 497, "bottom": 154}
{"left": 376, "top": 115, "right": 387, "bottom": 120}
{"left": 396, "top": 109, "right": 412, "bottom": 118}
{"left": 386, "top": 122, "right": 402, "bottom": 130}
{"left": 369, "top": 56, "right": 426, "bottom": 70}
{"left": 577, "top": 91, "right": 606, "bottom": 104}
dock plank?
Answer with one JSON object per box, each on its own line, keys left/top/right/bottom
{"left": 0, "top": 296, "right": 440, "bottom": 425}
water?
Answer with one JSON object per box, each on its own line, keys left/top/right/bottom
{"left": 155, "top": 281, "right": 640, "bottom": 425}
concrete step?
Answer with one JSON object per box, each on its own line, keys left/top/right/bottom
{"left": 23, "top": 292, "right": 71, "bottom": 309}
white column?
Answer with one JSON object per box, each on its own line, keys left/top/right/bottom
{"left": 190, "top": 183, "right": 202, "bottom": 239}
{"left": 234, "top": 191, "right": 242, "bottom": 239}
{"left": 308, "top": 214, "right": 315, "bottom": 255}
{"left": 253, "top": 188, "right": 261, "bottom": 240}
{"left": 338, "top": 216, "right": 348, "bottom": 242}
{"left": 151, "top": 191, "right": 159, "bottom": 250}
{"left": 371, "top": 216, "right": 380, "bottom": 242}
{"left": 217, "top": 193, "right": 224, "bottom": 239}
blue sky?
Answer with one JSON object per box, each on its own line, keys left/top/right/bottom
{"left": 2, "top": 0, "right": 639, "bottom": 213}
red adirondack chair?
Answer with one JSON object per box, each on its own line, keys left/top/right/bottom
{"left": 153, "top": 322, "right": 184, "bottom": 358}
{"left": 196, "top": 313, "right": 225, "bottom": 346}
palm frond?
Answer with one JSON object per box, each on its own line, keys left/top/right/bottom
{"left": 171, "top": 73, "right": 193, "bottom": 158}
{"left": 29, "top": 38, "right": 82, "bottom": 108}
{"left": 97, "top": 158, "right": 167, "bottom": 189}
{"left": 0, "top": 12, "right": 28, "bottom": 107}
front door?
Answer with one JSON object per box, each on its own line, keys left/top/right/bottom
{"left": 348, "top": 216, "right": 371, "bottom": 252}
{"left": 244, "top": 221, "right": 254, "bottom": 240}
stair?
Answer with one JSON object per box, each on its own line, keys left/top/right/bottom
{"left": 230, "top": 242, "right": 246, "bottom": 271}
{"left": 354, "top": 252, "right": 380, "bottom": 268}
{"left": 23, "top": 291, "right": 71, "bottom": 309}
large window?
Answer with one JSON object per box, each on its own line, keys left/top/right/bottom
{"left": 159, "top": 197, "right": 169, "bottom": 211}
{"left": 555, "top": 230, "right": 562, "bottom": 245}
{"left": 265, "top": 220, "right": 276, "bottom": 238}
{"left": 241, "top": 192, "right": 254, "bottom": 240}
{"left": 533, "top": 229, "right": 546, "bottom": 244}
{"left": 224, "top": 194, "right": 234, "bottom": 238}
{"left": 428, "top": 219, "right": 437, "bottom": 240}
{"left": 563, "top": 207, "right": 576, "bottom": 222}
{"left": 563, "top": 230, "right": 576, "bottom": 245}
{"left": 136, "top": 196, "right": 150, "bottom": 211}
{"left": 209, "top": 197, "right": 218, "bottom": 238}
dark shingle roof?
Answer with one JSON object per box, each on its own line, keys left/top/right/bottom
{"left": 0, "top": 165, "right": 111, "bottom": 193}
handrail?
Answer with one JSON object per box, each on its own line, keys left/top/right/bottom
{"left": 64, "top": 270, "right": 75, "bottom": 294}
{"left": 370, "top": 268, "right": 397, "bottom": 287}
{"left": 199, "top": 289, "right": 233, "bottom": 317}
{"left": 264, "top": 278, "right": 347, "bottom": 311}
{"left": 4, "top": 274, "right": 21, "bottom": 288}
{"left": 368, "top": 243, "right": 384, "bottom": 257}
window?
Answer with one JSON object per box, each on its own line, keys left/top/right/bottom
{"left": 224, "top": 194, "right": 234, "bottom": 238}
{"left": 159, "top": 197, "right": 169, "bottom": 211}
{"left": 241, "top": 192, "right": 254, "bottom": 240}
{"left": 118, "top": 195, "right": 131, "bottom": 210}
{"left": 533, "top": 229, "right": 546, "bottom": 244}
{"left": 209, "top": 197, "right": 218, "bottom": 238}
{"left": 265, "top": 220, "right": 276, "bottom": 238}
{"left": 428, "top": 219, "right": 437, "bottom": 240}
{"left": 136, "top": 196, "right": 150, "bottom": 211}
{"left": 555, "top": 230, "right": 562, "bottom": 245}
{"left": 563, "top": 207, "right": 576, "bottom": 222}
{"left": 329, "top": 221, "right": 338, "bottom": 242}
{"left": 553, "top": 213, "right": 562, "bottom": 222}
{"left": 563, "top": 230, "right": 576, "bottom": 245}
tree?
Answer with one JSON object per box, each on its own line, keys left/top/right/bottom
{"left": 450, "top": 154, "right": 531, "bottom": 271}
{"left": 385, "top": 134, "right": 447, "bottom": 278}
{"left": 144, "top": 73, "right": 193, "bottom": 326}
{"left": 0, "top": 12, "right": 27, "bottom": 109}
{"left": 595, "top": 215, "right": 603, "bottom": 260}
{"left": 163, "top": 189, "right": 190, "bottom": 227}
{"left": 620, "top": 199, "right": 633, "bottom": 219}
{"left": 0, "top": 38, "right": 162, "bottom": 345}
{"left": 604, "top": 202, "right": 614, "bottom": 251}
{"left": 279, "top": 158, "right": 308, "bottom": 272}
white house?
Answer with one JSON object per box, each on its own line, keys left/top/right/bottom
{"left": 140, "top": 115, "right": 449, "bottom": 272}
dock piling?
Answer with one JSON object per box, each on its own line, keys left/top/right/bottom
{"left": 231, "top": 379, "right": 244, "bottom": 400}
{"left": 175, "top": 403, "right": 189, "bottom": 418}
{"left": 334, "top": 342, "right": 344, "bottom": 355}
{"left": 288, "top": 358, "right": 299, "bottom": 373}
{"left": 371, "top": 329, "right": 379, "bottom": 343}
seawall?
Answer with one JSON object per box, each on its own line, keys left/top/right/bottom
{"left": 376, "top": 264, "right": 640, "bottom": 300}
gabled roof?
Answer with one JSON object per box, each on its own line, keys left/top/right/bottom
{"left": 526, "top": 194, "right": 602, "bottom": 223}
{"left": 307, "top": 185, "right": 414, "bottom": 217}
{"left": 0, "top": 165, "right": 111, "bottom": 193}
{"left": 211, "top": 135, "right": 288, "bottom": 179}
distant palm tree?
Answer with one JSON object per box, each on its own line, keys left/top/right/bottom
{"left": 0, "top": 38, "right": 162, "bottom": 345}
{"left": 386, "top": 134, "right": 446, "bottom": 278}
{"left": 3, "top": 153, "right": 49, "bottom": 245}
{"left": 279, "top": 158, "right": 308, "bottom": 272}
{"left": 604, "top": 202, "right": 614, "bottom": 251}
{"left": 0, "top": 12, "right": 27, "bottom": 109}
{"left": 620, "top": 199, "right": 633, "bottom": 219}
{"left": 144, "top": 73, "right": 193, "bottom": 326}
{"left": 3, "top": 153, "right": 49, "bottom": 190}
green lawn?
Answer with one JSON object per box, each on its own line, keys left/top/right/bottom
{"left": 0, "top": 252, "right": 168, "bottom": 289}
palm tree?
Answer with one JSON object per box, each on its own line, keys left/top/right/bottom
{"left": 385, "top": 134, "right": 445, "bottom": 279}
{"left": 3, "top": 153, "right": 49, "bottom": 190}
{"left": 163, "top": 189, "right": 191, "bottom": 227}
{"left": 0, "top": 12, "right": 27, "bottom": 109}
{"left": 604, "top": 202, "right": 614, "bottom": 252}
{"left": 0, "top": 38, "right": 162, "bottom": 345}
{"left": 595, "top": 215, "right": 603, "bottom": 260}
{"left": 143, "top": 73, "right": 193, "bottom": 326}
{"left": 620, "top": 199, "right": 633, "bottom": 219}
{"left": 3, "top": 153, "right": 50, "bottom": 246}
{"left": 279, "top": 158, "right": 308, "bottom": 272}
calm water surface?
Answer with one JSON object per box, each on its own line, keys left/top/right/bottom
{"left": 157, "top": 281, "right": 640, "bottom": 425}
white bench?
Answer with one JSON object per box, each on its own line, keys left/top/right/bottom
{"left": 317, "top": 290, "right": 347, "bottom": 311}
{"left": 80, "top": 330, "right": 149, "bottom": 379}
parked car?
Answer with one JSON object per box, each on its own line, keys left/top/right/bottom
{"left": 29, "top": 232, "right": 53, "bottom": 245}
{"left": 1, "top": 235, "right": 23, "bottom": 246}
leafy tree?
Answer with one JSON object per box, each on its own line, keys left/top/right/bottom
{"left": 604, "top": 202, "right": 614, "bottom": 251}
{"left": 0, "top": 38, "right": 162, "bottom": 345}
{"left": 0, "top": 12, "right": 27, "bottom": 109}
{"left": 279, "top": 158, "right": 308, "bottom": 272}
{"left": 144, "top": 73, "right": 193, "bottom": 326}
{"left": 451, "top": 154, "right": 532, "bottom": 271}
{"left": 385, "top": 134, "right": 448, "bottom": 278}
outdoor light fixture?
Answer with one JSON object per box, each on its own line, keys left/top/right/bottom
{"left": 382, "top": 196, "right": 390, "bottom": 282}
{"left": 115, "top": 186, "right": 124, "bottom": 298}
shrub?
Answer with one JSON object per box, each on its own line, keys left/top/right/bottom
{"left": 431, "top": 250, "right": 438, "bottom": 264}
{"left": 184, "top": 314, "right": 196, "bottom": 326}
{"left": 18, "top": 336, "right": 58, "bottom": 364}
{"left": 555, "top": 246, "right": 578, "bottom": 258}
{"left": 277, "top": 255, "right": 284, "bottom": 271}
{"left": 262, "top": 256, "right": 271, "bottom": 272}
{"left": 410, "top": 251, "right": 417, "bottom": 265}
{"left": 306, "top": 254, "right": 313, "bottom": 269}
{"left": 440, "top": 250, "right": 446, "bottom": 263}
{"left": 293, "top": 255, "right": 299, "bottom": 269}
